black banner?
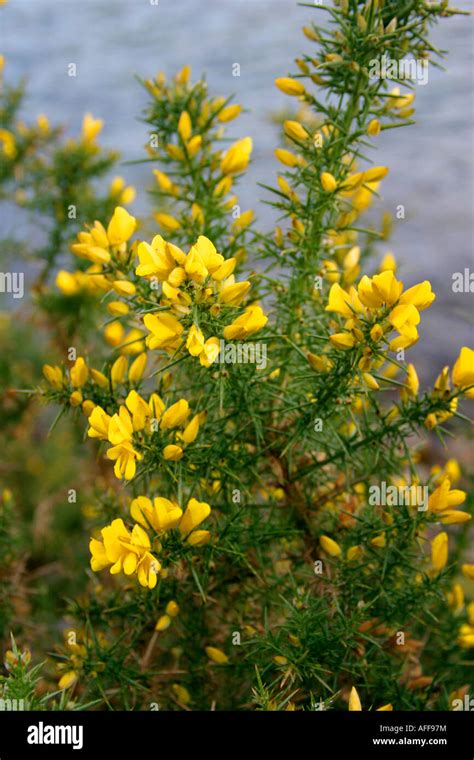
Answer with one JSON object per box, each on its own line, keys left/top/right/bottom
{"left": 0, "top": 710, "right": 472, "bottom": 758}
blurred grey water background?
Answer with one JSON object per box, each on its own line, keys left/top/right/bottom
{"left": 1, "top": 0, "right": 473, "bottom": 380}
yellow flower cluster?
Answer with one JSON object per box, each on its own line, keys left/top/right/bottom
{"left": 155, "top": 599, "right": 180, "bottom": 632}
{"left": 89, "top": 496, "right": 211, "bottom": 588}
{"left": 45, "top": 356, "right": 194, "bottom": 475}
{"left": 137, "top": 233, "right": 267, "bottom": 366}
{"left": 44, "top": 352, "right": 149, "bottom": 412}
{"left": 66, "top": 204, "right": 268, "bottom": 367}
{"left": 90, "top": 519, "right": 161, "bottom": 589}
{"left": 88, "top": 393, "right": 201, "bottom": 479}
{"left": 424, "top": 346, "right": 474, "bottom": 428}
{"left": 428, "top": 479, "right": 470, "bottom": 525}
{"left": 131, "top": 495, "right": 211, "bottom": 546}
{"left": 326, "top": 269, "right": 435, "bottom": 352}
{"left": 71, "top": 206, "right": 136, "bottom": 265}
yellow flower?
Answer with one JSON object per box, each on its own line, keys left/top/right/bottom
{"left": 380, "top": 252, "right": 397, "bottom": 272}
{"left": 212, "top": 258, "right": 236, "bottom": 282}
{"left": 70, "top": 357, "right": 88, "bottom": 387}
{"left": 429, "top": 479, "right": 466, "bottom": 513}
{"left": 180, "top": 414, "right": 200, "bottom": 444}
{"left": 176, "top": 64, "right": 191, "bottom": 84}
{"left": 438, "top": 511, "right": 470, "bottom": 525}
{"left": 107, "top": 300, "right": 129, "bottom": 317}
{"left": 371, "top": 533, "right": 386, "bottom": 548}
{"left": 274, "top": 148, "right": 299, "bottom": 167}
{"left": 302, "top": 25, "right": 318, "bottom": 42}
{"left": 275, "top": 77, "right": 306, "bottom": 96}
{"left": 43, "top": 364, "right": 63, "bottom": 389}
{"left": 184, "top": 248, "right": 208, "bottom": 282}
{"left": 131, "top": 495, "right": 182, "bottom": 533}
{"left": 458, "top": 624, "right": 474, "bottom": 649}
{"left": 284, "top": 120, "right": 308, "bottom": 142}
{"left": 233, "top": 209, "right": 254, "bottom": 231}
{"left": 167, "top": 144, "right": 185, "bottom": 161}
{"left": 363, "top": 373, "right": 379, "bottom": 391}
{"left": 432, "top": 459, "right": 461, "bottom": 486}
{"left": 154, "top": 212, "right": 181, "bottom": 232}
{"left": 205, "top": 646, "right": 228, "bottom": 664}
{"left": 329, "top": 332, "right": 355, "bottom": 350}
{"left": 348, "top": 686, "right": 362, "bottom": 711}
{"left": 367, "top": 118, "right": 381, "bottom": 136}
{"left": 163, "top": 444, "right": 184, "bottom": 461}
{"left": 128, "top": 353, "right": 147, "bottom": 384}
{"left": 217, "top": 104, "right": 241, "bottom": 122}
{"left": 186, "top": 324, "right": 205, "bottom": 357}
{"left": 111, "top": 355, "right": 128, "bottom": 386}
{"left": 149, "top": 393, "right": 166, "bottom": 421}
{"left": 161, "top": 399, "right": 190, "bottom": 429}
{"left": 468, "top": 602, "right": 474, "bottom": 626}
{"left": 179, "top": 498, "right": 211, "bottom": 538}
{"left": 431, "top": 531, "right": 448, "bottom": 572}
{"left": 144, "top": 312, "right": 184, "bottom": 352}
{"left": 186, "top": 135, "right": 202, "bottom": 157}
{"left": 125, "top": 390, "right": 152, "bottom": 431}
{"left": 81, "top": 112, "right": 103, "bottom": 143}
{"left": 71, "top": 240, "right": 110, "bottom": 265}
{"left": 321, "top": 172, "right": 337, "bottom": 192}
{"left": 136, "top": 236, "right": 183, "bottom": 281}
{"left": 155, "top": 614, "right": 171, "bottom": 632}
{"left": 365, "top": 271, "right": 404, "bottom": 307}
{"left": 200, "top": 337, "right": 221, "bottom": 367}
{"left": 399, "top": 280, "right": 436, "bottom": 311}
{"left": 190, "top": 236, "right": 224, "bottom": 276}
{"left": 88, "top": 406, "right": 111, "bottom": 440}
{"left": 370, "top": 324, "right": 383, "bottom": 342}
{"left": 177, "top": 110, "right": 192, "bottom": 141}
{"left": 90, "top": 368, "right": 109, "bottom": 388}
{"left": 326, "top": 283, "right": 364, "bottom": 318}
{"left": 223, "top": 305, "right": 268, "bottom": 340}
{"left": 388, "top": 304, "right": 420, "bottom": 345}
{"left": 172, "top": 684, "right": 190, "bottom": 704}
{"left": 452, "top": 347, "right": 474, "bottom": 398}
{"left": 363, "top": 166, "right": 389, "bottom": 182}
{"left": 106, "top": 407, "right": 142, "bottom": 480}
{"left": 107, "top": 206, "right": 136, "bottom": 245}
{"left": 58, "top": 671, "right": 78, "bottom": 690}
{"left": 462, "top": 564, "right": 474, "bottom": 580}
{"left": 307, "top": 353, "right": 333, "bottom": 373}
{"left": 112, "top": 280, "right": 136, "bottom": 297}
{"left": 104, "top": 321, "right": 125, "bottom": 347}
{"left": 214, "top": 176, "right": 233, "bottom": 197}
{"left": 82, "top": 400, "right": 95, "bottom": 417}
{"left": 89, "top": 518, "right": 160, "bottom": 588}
{"left": 70, "top": 390, "right": 83, "bottom": 407}
{"left": 56, "top": 270, "right": 81, "bottom": 295}
{"left": 0, "top": 129, "right": 16, "bottom": 158}
{"left": 166, "top": 600, "right": 180, "bottom": 617}
{"left": 401, "top": 363, "right": 419, "bottom": 400}
{"left": 220, "top": 137, "right": 252, "bottom": 175}
{"left": 153, "top": 170, "right": 174, "bottom": 192}
{"left": 191, "top": 202, "right": 204, "bottom": 225}
{"left": 219, "top": 280, "right": 251, "bottom": 306}
{"left": 347, "top": 545, "right": 363, "bottom": 562}
{"left": 319, "top": 535, "right": 341, "bottom": 557}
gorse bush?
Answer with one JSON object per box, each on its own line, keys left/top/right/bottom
{"left": 1, "top": 0, "right": 473, "bottom": 712}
